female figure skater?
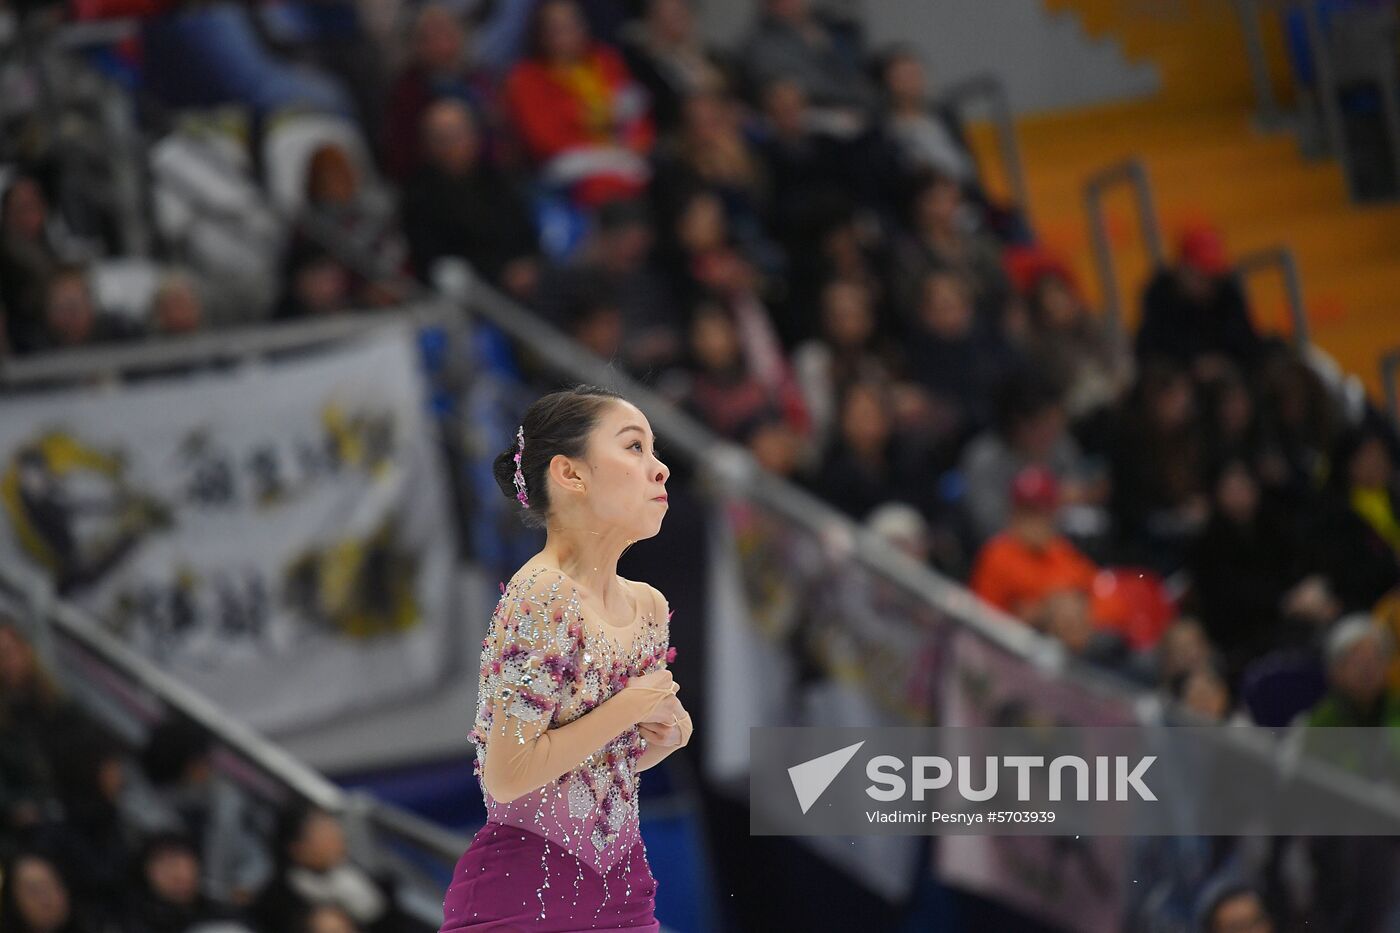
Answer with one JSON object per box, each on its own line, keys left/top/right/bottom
{"left": 440, "top": 385, "right": 693, "bottom": 931}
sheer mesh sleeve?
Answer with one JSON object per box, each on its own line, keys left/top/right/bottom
{"left": 645, "top": 583, "right": 692, "bottom": 749}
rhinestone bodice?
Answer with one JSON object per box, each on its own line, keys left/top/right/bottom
{"left": 467, "top": 566, "right": 673, "bottom": 877}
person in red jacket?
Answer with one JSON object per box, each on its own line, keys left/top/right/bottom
{"left": 970, "top": 465, "right": 1100, "bottom": 622}
{"left": 505, "top": 0, "right": 655, "bottom": 206}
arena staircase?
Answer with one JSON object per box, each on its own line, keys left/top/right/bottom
{"left": 974, "top": 0, "right": 1400, "bottom": 398}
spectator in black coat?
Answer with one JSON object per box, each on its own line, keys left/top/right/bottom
{"left": 1135, "top": 225, "right": 1262, "bottom": 376}
{"left": 1108, "top": 361, "right": 1208, "bottom": 570}
{"left": 1295, "top": 427, "right": 1400, "bottom": 613}
{"left": 815, "top": 378, "right": 939, "bottom": 523}
{"left": 33, "top": 735, "right": 138, "bottom": 930}
{"left": 752, "top": 79, "right": 856, "bottom": 259}
{"left": 901, "top": 266, "right": 1021, "bottom": 444}
{"left": 120, "top": 832, "right": 253, "bottom": 933}
{"left": 402, "top": 99, "right": 539, "bottom": 301}
{"left": 1187, "top": 458, "right": 1328, "bottom": 687}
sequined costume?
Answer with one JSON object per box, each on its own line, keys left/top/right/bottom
{"left": 440, "top": 566, "right": 691, "bottom": 931}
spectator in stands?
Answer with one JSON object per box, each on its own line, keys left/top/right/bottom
{"left": 149, "top": 273, "right": 205, "bottom": 337}
{"left": 651, "top": 92, "right": 771, "bottom": 258}
{"left": 401, "top": 99, "right": 539, "bottom": 299}
{"left": 674, "top": 302, "right": 790, "bottom": 441}
{"left": 295, "top": 143, "right": 407, "bottom": 303}
{"left": 793, "top": 278, "right": 896, "bottom": 459}
{"left": 1034, "top": 589, "right": 1133, "bottom": 675}
{"left": 865, "top": 501, "right": 933, "bottom": 565}
{"left": 903, "top": 267, "right": 1021, "bottom": 444}
{"left": 1197, "top": 881, "right": 1275, "bottom": 933}
{"left": 504, "top": 0, "right": 654, "bottom": 206}
{"left": 815, "top": 378, "right": 940, "bottom": 524}
{"left": 381, "top": 4, "right": 495, "bottom": 181}
{"left": 741, "top": 0, "right": 878, "bottom": 114}
{"left": 0, "top": 619, "right": 94, "bottom": 837}
{"left": 120, "top": 831, "right": 254, "bottom": 933}
{"left": 1295, "top": 427, "right": 1400, "bottom": 615}
{"left": 1188, "top": 457, "right": 1335, "bottom": 686}
{"left": 1197, "top": 366, "right": 1295, "bottom": 502}
{"left": 969, "top": 465, "right": 1100, "bottom": 623}
{"left": 34, "top": 735, "right": 137, "bottom": 928}
{"left": 21, "top": 266, "right": 136, "bottom": 354}
{"left": 562, "top": 286, "right": 623, "bottom": 367}
{"left": 0, "top": 850, "right": 96, "bottom": 933}
{"left": 275, "top": 245, "right": 354, "bottom": 320}
{"left": 619, "top": 0, "right": 731, "bottom": 133}
{"left": 1166, "top": 659, "right": 1236, "bottom": 723}
{"left": 1135, "top": 224, "right": 1262, "bottom": 376}
{"left": 1, "top": 175, "right": 62, "bottom": 353}
{"left": 776, "top": 199, "right": 892, "bottom": 351}
{"left": 1109, "top": 361, "right": 1208, "bottom": 569}
{"left": 1154, "top": 617, "right": 1220, "bottom": 689}
{"left": 1255, "top": 346, "right": 1339, "bottom": 498}
{"left": 1306, "top": 614, "right": 1400, "bottom": 727}
{"left": 1330, "top": 426, "right": 1400, "bottom": 555}
{"left": 876, "top": 45, "right": 975, "bottom": 187}
{"left": 136, "top": 717, "right": 272, "bottom": 906}
{"left": 255, "top": 804, "right": 404, "bottom": 933}
{"left": 960, "top": 370, "right": 1104, "bottom": 546}
{"left": 894, "top": 170, "right": 1012, "bottom": 326}
{"left": 536, "top": 198, "right": 682, "bottom": 377}
{"left": 751, "top": 79, "right": 855, "bottom": 260}
{"left": 656, "top": 187, "right": 744, "bottom": 309}
{"left": 1023, "top": 266, "right": 1126, "bottom": 421}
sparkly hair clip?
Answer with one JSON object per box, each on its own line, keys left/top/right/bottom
{"left": 512, "top": 424, "right": 530, "bottom": 509}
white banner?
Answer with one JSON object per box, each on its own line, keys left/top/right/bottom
{"left": 937, "top": 629, "right": 1134, "bottom": 933}
{"left": 0, "top": 326, "right": 458, "bottom": 733}
{"left": 702, "top": 494, "right": 931, "bottom": 903}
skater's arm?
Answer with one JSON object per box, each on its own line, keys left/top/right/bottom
{"left": 482, "top": 673, "right": 676, "bottom": 802}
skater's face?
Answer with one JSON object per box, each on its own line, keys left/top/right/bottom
{"left": 566, "top": 401, "right": 670, "bottom": 540}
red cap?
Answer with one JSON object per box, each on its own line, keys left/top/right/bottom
{"left": 1010, "top": 465, "right": 1060, "bottom": 511}
{"left": 1176, "top": 224, "right": 1229, "bottom": 276}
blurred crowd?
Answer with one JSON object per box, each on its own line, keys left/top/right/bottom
{"left": 0, "top": 617, "right": 425, "bottom": 933}
{"left": 4, "top": 0, "right": 1400, "bottom": 930}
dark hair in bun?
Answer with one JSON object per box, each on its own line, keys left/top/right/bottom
{"left": 492, "top": 384, "right": 625, "bottom": 529}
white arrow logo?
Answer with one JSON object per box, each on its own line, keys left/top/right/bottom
{"left": 788, "top": 741, "right": 865, "bottom": 814}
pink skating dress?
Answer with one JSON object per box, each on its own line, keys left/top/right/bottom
{"left": 439, "top": 566, "right": 679, "bottom": 932}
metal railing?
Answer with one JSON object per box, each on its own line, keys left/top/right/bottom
{"left": 1235, "top": 0, "right": 1400, "bottom": 200}
{"left": 1232, "top": 0, "right": 1290, "bottom": 130}
{"left": 935, "top": 73, "right": 1032, "bottom": 227}
{"left": 1234, "top": 245, "right": 1310, "bottom": 349}
{"left": 1084, "top": 157, "right": 1165, "bottom": 345}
